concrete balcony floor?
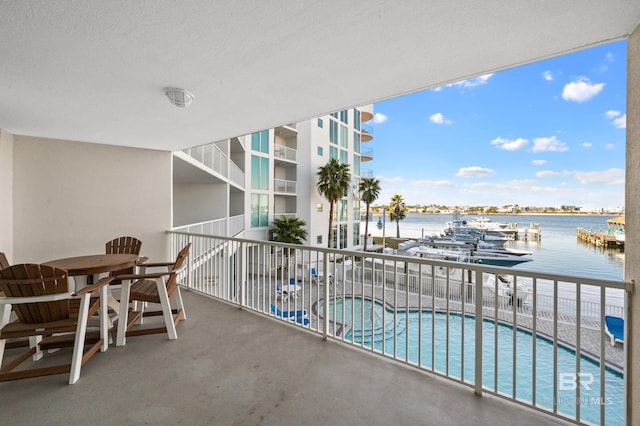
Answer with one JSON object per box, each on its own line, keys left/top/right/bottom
{"left": 2, "top": 290, "right": 569, "bottom": 425}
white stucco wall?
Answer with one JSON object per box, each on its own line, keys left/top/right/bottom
{"left": 0, "top": 129, "right": 14, "bottom": 261}
{"left": 626, "top": 23, "right": 640, "bottom": 424}
{"left": 173, "top": 183, "right": 227, "bottom": 227}
{"left": 12, "top": 136, "right": 172, "bottom": 263}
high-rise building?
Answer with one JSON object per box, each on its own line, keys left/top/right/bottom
{"left": 172, "top": 105, "right": 375, "bottom": 250}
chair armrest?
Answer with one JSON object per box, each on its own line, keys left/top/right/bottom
{"left": 140, "top": 261, "right": 174, "bottom": 268}
{"left": 114, "top": 270, "right": 175, "bottom": 281}
{"left": 73, "top": 276, "right": 115, "bottom": 296}
{"left": 136, "top": 256, "right": 149, "bottom": 266}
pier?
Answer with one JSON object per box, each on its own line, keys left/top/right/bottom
{"left": 577, "top": 227, "right": 624, "bottom": 248}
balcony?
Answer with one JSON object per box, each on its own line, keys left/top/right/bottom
{"left": 163, "top": 232, "right": 627, "bottom": 426}
{"left": 274, "top": 178, "right": 297, "bottom": 194}
{"left": 274, "top": 144, "right": 297, "bottom": 163}
{"left": 361, "top": 124, "right": 373, "bottom": 142}
{"left": 2, "top": 290, "right": 561, "bottom": 425}
{"left": 1, "top": 233, "right": 629, "bottom": 425}
{"left": 360, "top": 168, "right": 374, "bottom": 178}
{"left": 360, "top": 146, "right": 374, "bottom": 162}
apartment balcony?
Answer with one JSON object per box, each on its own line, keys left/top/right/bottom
{"left": 2, "top": 291, "right": 561, "bottom": 425}
{"left": 360, "top": 146, "right": 374, "bottom": 162}
{"left": 274, "top": 144, "right": 297, "bottom": 163}
{"left": 361, "top": 124, "right": 373, "bottom": 142}
{"left": 360, "top": 105, "right": 374, "bottom": 123}
{"left": 273, "top": 212, "right": 298, "bottom": 221}
{"left": 1, "top": 233, "right": 629, "bottom": 425}
{"left": 274, "top": 178, "right": 297, "bottom": 194}
{"left": 360, "top": 168, "right": 374, "bottom": 178}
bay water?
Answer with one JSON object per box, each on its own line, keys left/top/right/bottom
{"left": 364, "top": 213, "right": 625, "bottom": 307}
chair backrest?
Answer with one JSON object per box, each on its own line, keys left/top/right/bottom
{"left": 106, "top": 236, "right": 142, "bottom": 277}
{"left": 166, "top": 243, "right": 191, "bottom": 293}
{"left": 0, "top": 252, "right": 9, "bottom": 270}
{"left": 0, "top": 264, "right": 70, "bottom": 324}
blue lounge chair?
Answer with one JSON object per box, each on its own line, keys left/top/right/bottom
{"left": 604, "top": 315, "right": 624, "bottom": 346}
{"left": 270, "top": 304, "right": 309, "bottom": 326}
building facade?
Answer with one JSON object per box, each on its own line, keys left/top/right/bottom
{"left": 172, "top": 105, "right": 375, "bottom": 251}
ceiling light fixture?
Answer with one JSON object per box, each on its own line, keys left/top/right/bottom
{"left": 165, "top": 88, "right": 195, "bottom": 108}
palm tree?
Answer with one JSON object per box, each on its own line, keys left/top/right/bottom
{"left": 317, "top": 158, "right": 351, "bottom": 248}
{"left": 270, "top": 216, "right": 308, "bottom": 245}
{"left": 389, "top": 194, "right": 406, "bottom": 238}
{"left": 359, "top": 177, "right": 381, "bottom": 251}
{"left": 270, "top": 215, "right": 308, "bottom": 270}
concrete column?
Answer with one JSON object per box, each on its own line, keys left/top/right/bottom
{"left": 626, "top": 23, "right": 640, "bottom": 426}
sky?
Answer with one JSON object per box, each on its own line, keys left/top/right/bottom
{"left": 367, "top": 40, "right": 627, "bottom": 210}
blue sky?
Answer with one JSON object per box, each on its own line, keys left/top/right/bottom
{"left": 367, "top": 40, "right": 626, "bottom": 210}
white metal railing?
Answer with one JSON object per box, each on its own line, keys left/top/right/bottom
{"left": 173, "top": 216, "right": 245, "bottom": 237}
{"left": 274, "top": 178, "right": 296, "bottom": 194}
{"left": 182, "top": 143, "right": 228, "bottom": 177}
{"left": 228, "top": 214, "right": 245, "bottom": 236}
{"left": 229, "top": 161, "right": 245, "bottom": 188}
{"left": 167, "top": 231, "right": 630, "bottom": 426}
{"left": 274, "top": 144, "right": 297, "bottom": 162}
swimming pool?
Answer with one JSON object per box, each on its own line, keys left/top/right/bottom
{"left": 320, "top": 297, "right": 623, "bottom": 426}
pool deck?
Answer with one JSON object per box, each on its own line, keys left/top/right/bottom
{"left": 0, "top": 290, "right": 569, "bottom": 425}
{"left": 257, "top": 275, "right": 624, "bottom": 371}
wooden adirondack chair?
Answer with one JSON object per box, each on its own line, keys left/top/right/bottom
{"left": 0, "top": 252, "right": 9, "bottom": 270}
{"left": 0, "top": 264, "right": 112, "bottom": 384}
{"left": 116, "top": 244, "right": 190, "bottom": 346}
{"left": 105, "top": 236, "right": 147, "bottom": 285}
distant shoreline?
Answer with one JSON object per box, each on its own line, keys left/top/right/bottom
{"left": 370, "top": 211, "right": 622, "bottom": 217}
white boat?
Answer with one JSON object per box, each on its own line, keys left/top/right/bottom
{"left": 408, "top": 245, "right": 532, "bottom": 267}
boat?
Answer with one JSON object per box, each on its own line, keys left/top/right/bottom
{"left": 444, "top": 213, "right": 518, "bottom": 239}
{"left": 408, "top": 245, "right": 532, "bottom": 267}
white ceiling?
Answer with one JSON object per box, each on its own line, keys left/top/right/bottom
{"left": 1, "top": 1, "right": 639, "bottom": 152}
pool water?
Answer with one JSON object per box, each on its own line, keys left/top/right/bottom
{"left": 322, "top": 297, "right": 623, "bottom": 426}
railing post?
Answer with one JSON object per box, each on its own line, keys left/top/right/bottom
{"left": 323, "top": 253, "right": 330, "bottom": 341}
{"left": 187, "top": 235, "right": 193, "bottom": 291}
{"left": 238, "top": 241, "right": 244, "bottom": 309}
{"left": 474, "top": 269, "right": 483, "bottom": 396}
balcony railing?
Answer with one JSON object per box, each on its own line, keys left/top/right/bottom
{"left": 274, "top": 145, "right": 297, "bottom": 162}
{"left": 361, "top": 124, "right": 373, "bottom": 142}
{"left": 171, "top": 215, "right": 245, "bottom": 237}
{"left": 229, "top": 162, "right": 245, "bottom": 188}
{"left": 360, "top": 168, "right": 374, "bottom": 178}
{"left": 182, "top": 143, "right": 228, "bottom": 177}
{"left": 274, "top": 178, "right": 297, "bottom": 194}
{"left": 273, "top": 212, "right": 298, "bottom": 221}
{"left": 168, "top": 231, "right": 629, "bottom": 426}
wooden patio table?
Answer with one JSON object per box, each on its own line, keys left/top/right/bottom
{"left": 44, "top": 254, "right": 140, "bottom": 350}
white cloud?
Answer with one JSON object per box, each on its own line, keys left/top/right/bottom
{"left": 536, "top": 170, "right": 572, "bottom": 178}
{"left": 455, "top": 166, "right": 495, "bottom": 178}
{"left": 491, "top": 137, "right": 528, "bottom": 151}
{"left": 429, "top": 112, "right": 452, "bottom": 125}
{"left": 613, "top": 114, "right": 626, "bottom": 129}
{"left": 582, "top": 142, "right": 592, "bottom": 148}
{"left": 531, "top": 160, "right": 547, "bottom": 166}
{"left": 377, "top": 175, "right": 403, "bottom": 183}
{"left": 440, "top": 74, "right": 494, "bottom": 90}
{"left": 532, "top": 136, "right": 569, "bottom": 153}
{"left": 574, "top": 168, "right": 624, "bottom": 185}
{"left": 410, "top": 179, "right": 455, "bottom": 187}
{"left": 372, "top": 113, "right": 387, "bottom": 124}
{"left": 562, "top": 77, "right": 604, "bottom": 102}
{"left": 604, "top": 110, "right": 621, "bottom": 119}
{"left": 542, "top": 71, "right": 554, "bottom": 81}
{"left": 605, "top": 143, "right": 615, "bottom": 150}
{"left": 606, "top": 52, "right": 614, "bottom": 62}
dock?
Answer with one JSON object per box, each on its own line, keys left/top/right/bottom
{"left": 577, "top": 227, "right": 624, "bottom": 248}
